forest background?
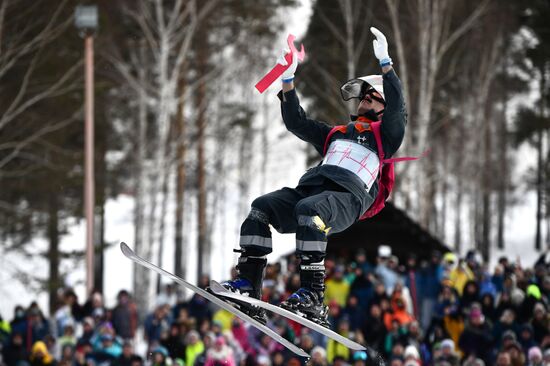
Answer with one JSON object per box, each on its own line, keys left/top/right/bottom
{"left": 0, "top": 0, "right": 549, "bottom": 316}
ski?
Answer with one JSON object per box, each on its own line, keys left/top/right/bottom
{"left": 209, "top": 280, "right": 366, "bottom": 351}
{"left": 119, "top": 242, "right": 309, "bottom": 358}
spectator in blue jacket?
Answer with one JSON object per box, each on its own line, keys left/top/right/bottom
{"left": 11, "top": 306, "right": 50, "bottom": 353}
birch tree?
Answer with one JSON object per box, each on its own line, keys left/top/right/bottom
{"left": 105, "top": 0, "right": 218, "bottom": 312}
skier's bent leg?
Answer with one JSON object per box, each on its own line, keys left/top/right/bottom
{"left": 296, "top": 214, "right": 328, "bottom": 298}
{"left": 239, "top": 202, "right": 274, "bottom": 257}
{"left": 213, "top": 205, "right": 269, "bottom": 323}
{"left": 239, "top": 188, "right": 303, "bottom": 255}
{"left": 220, "top": 188, "right": 302, "bottom": 299}
{"left": 216, "top": 190, "right": 302, "bottom": 323}
{"left": 222, "top": 204, "right": 271, "bottom": 300}
{"left": 226, "top": 196, "right": 277, "bottom": 300}
{"left": 231, "top": 189, "right": 303, "bottom": 292}
{"left": 280, "top": 198, "right": 330, "bottom": 326}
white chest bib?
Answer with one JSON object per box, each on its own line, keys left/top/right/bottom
{"left": 322, "top": 139, "right": 380, "bottom": 190}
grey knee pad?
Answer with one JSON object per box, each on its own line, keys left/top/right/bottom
{"left": 246, "top": 207, "right": 270, "bottom": 226}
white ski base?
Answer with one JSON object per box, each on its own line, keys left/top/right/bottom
{"left": 209, "top": 280, "right": 366, "bottom": 351}
{"left": 119, "top": 242, "right": 309, "bottom": 358}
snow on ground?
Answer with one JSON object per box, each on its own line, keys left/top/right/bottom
{"left": 498, "top": 191, "right": 543, "bottom": 269}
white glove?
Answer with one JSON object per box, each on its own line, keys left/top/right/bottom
{"left": 277, "top": 48, "right": 299, "bottom": 82}
{"left": 370, "top": 27, "right": 392, "bottom": 66}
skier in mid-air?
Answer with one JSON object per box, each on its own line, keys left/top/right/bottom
{"left": 214, "top": 26, "right": 406, "bottom": 332}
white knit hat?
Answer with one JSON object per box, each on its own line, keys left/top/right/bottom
{"left": 404, "top": 345, "right": 420, "bottom": 359}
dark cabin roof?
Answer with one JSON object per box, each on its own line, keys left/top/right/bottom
{"left": 326, "top": 202, "right": 450, "bottom": 261}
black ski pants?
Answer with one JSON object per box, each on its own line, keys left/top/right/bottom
{"left": 239, "top": 179, "right": 363, "bottom": 262}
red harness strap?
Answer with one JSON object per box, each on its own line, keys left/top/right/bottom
{"left": 322, "top": 125, "right": 347, "bottom": 155}
{"left": 323, "top": 121, "right": 424, "bottom": 219}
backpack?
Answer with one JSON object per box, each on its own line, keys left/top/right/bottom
{"left": 322, "top": 121, "right": 421, "bottom": 219}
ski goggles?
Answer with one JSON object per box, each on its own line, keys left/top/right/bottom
{"left": 340, "top": 79, "right": 385, "bottom": 104}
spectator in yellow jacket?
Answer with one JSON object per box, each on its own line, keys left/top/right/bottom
{"left": 212, "top": 309, "right": 234, "bottom": 331}
{"left": 449, "top": 259, "right": 475, "bottom": 296}
{"left": 327, "top": 317, "right": 351, "bottom": 363}
{"left": 325, "top": 265, "right": 350, "bottom": 307}
{"left": 185, "top": 330, "right": 205, "bottom": 366}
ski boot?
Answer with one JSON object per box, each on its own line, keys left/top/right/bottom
{"left": 209, "top": 253, "right": 268, "bottom": 324}
{"left": 280, "top": 260, "right": 330, "bottom": 328}
{"left": 280, "top": 287, "right": 329, "bottom": 327}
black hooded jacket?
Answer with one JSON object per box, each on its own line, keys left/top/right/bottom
{"left": 278, "top": 69, "right": 406, "bottom": 216}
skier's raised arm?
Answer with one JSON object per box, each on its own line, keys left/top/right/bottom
{"left": 276, "top": 48, "right": 332, "bottom": 156}
{"left": 370, "top": 27, "right": 407, "bottom": 157}
{"left": 281, "top": 49, "right": 295, "bottom": 93}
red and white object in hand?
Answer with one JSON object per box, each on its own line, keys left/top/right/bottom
{"left": 255, "top": 34, "right": 305, "bottom": 93}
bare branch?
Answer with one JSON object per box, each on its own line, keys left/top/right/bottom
{"left": 438, "top": 0, "right": 490, "bottom": 60}
{"left": 154, "top": 0, "right": 166, "bottom": 35}
{"left": 0, "top": 165, "right": 39, "bottom": 178}
{"left": 0, "top": 0, "right": 8, "bottom": 53}
{"left": 0, "top": 0, "right": 71, "bottom": 79}
{"left": 125, "top": 6, "right": 159, "bottom": 52}
{"left": 317, "top": 7, "right": 347, "bottom": 46}
{"left": 0, "top": 112, "right": 80, "bottom": 170}
{"left": 170, "top": 0, "right": 219, "bottom": 82}
{"left": 307, "top": 61, "right": 348, "bottom": 117}
{"left": 103, "top": 51, "right": 153, "bottom": 97}
{"left": 353, "top": 3, "right": 374, "bottom": 68}
{"left": 0, "top": 59, "right": 82, "bottom": 131}
{"left": 165, "top": 0, "right": 183, "bottom": 33}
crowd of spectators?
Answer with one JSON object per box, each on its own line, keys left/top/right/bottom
{"left": 1, "top": 246, "right": 550, "bottom": 366}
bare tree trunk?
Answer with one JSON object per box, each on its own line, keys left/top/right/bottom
{"left": 341, "top": 0, "right": 355, "bottom": 81}
{"left": 454, "top": 92, "right": 468, "bottom": 253}
{"left": 95, "top": 200, "right": 105, "bottom": 293}
{"left": 481, "top": 116, "right": 492, "bottom": 261}
{"left": 415, "top": 0, "right": 438, "bottom": 226}
{"left": 133, "top": 42, "right": 149, "bottom": 315}
{"left": 196, "top": 36, "right": 208, "bottom": 278}
{"left": 235, "top": 85, "right": 255, "bottom": 224}
{"left": 496, "top": 74, "right": 508, "bottom": 250}
{"left": 384, "top": 0, "right": 410, "bottom": 118}
{"left": 156, "top": 136, "right": 172, "bottom": 293}
{"left": 425, "top": 154, "right": 437, "bottom": 232}
{"left": 440, "top": 127, "right": 449, "bottom": 241}
{"left": 473, "top": 188, "right": 482, "bottom": 251}
{"left": 48, "top": 193, "right": 60, "bottom": 316}
{"left": 238, "top": 122, "right": 253, "bottom": 222}
{"left": 383, "top": 0, "right": 412, "bottom": 211}
{"left": 0, "top": 0, "right": 7, "bottom": 48}
{"left": 174, "top": 74, "right": 187, "bottom": 279}
{"left": 536, "top": 65, "right": 546, "bottom": 251}
{"left": 454, "top": 180, "right": 463, "bottom": 253}
{"left": 476, "top": 31, "right": 501, "bottom": 260}
{"left": 146, "top": 28, "right": 171, "bottom": 273}
{"left": 535, "top": 129, "right": 543, "bottom": 251}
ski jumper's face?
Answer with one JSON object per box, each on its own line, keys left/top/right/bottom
{"left": 357, "top": 91, "right": 384, "bottom": 116}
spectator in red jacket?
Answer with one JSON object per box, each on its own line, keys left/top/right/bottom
{"left": 384, "top": 293, "right": 414, "bottom": 330}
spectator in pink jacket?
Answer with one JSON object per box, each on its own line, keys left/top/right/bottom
{"left": 205, "top": 336, "right": 235, "bottom": 366}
